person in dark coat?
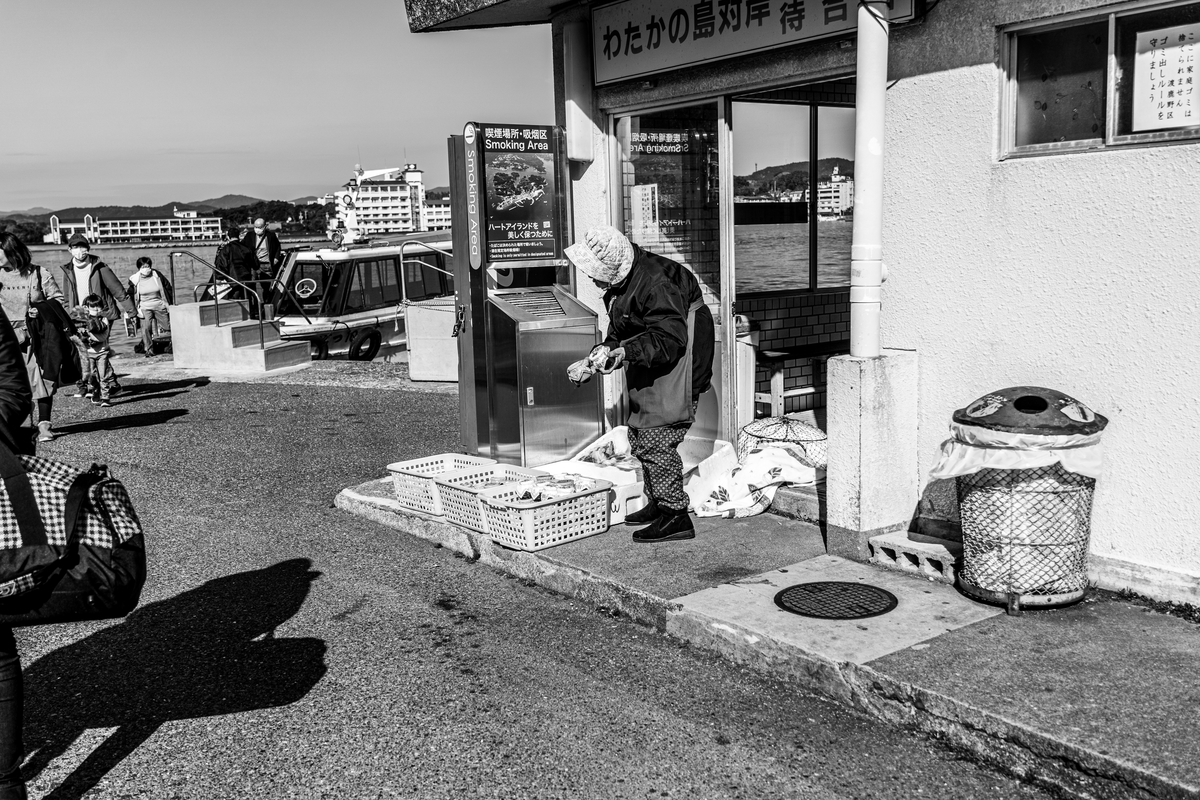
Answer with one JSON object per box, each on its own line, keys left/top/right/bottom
{"left": 0, "top": 307, "right": 32, "bottom": 800}
{"left": 57, "top": 233, "right": 131, "bottom": 399}
{"left": 241, "top": 218, "right": 282, "bottom": 279}
{"left": 214, "top": 227, "right": 262, "bottom": 317}
{"left": 566, "top": 225, "right": 715, "bottom": 544}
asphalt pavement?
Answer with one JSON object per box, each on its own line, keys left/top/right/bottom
{"left": 17, "top": 357, "right": 1055, "bottom": 800}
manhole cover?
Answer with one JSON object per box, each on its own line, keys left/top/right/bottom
{"left": 773, "top": 581, "right": 898, "bottom": 620}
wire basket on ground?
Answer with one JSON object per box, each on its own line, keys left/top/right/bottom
{"left": 479, "top": 479, "right": 612, "bottom": 551}
{"left": 387, "top": 454, "right": 497, "bottom": 516}
{"left": 957, "top": 463, "right": 1095, "bottom": 607}
{"left": 434, "top": 465, "right": 549, "bottom": 533}
{"left": 738, "top": 417, "right": 828, "bottom": 468}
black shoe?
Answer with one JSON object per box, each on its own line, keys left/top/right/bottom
{"left": 632, "top": 510, "right": 695, "bottom": 543}
{"left": 624, "top": 499, "right": 659, "bottom": 526}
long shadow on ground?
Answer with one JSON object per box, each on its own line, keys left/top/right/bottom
{"left": 51, "top": 409, "right": 190, "bottom": 436}
{"left": 21, "top": 559, "right": 327, "bottom": 800}
{"left": 114, "top": 379, "right": 211, "bottom": 398}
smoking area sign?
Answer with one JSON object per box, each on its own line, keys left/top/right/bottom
{"left": 463, "top": 122, "right": 567, "bottom": 265}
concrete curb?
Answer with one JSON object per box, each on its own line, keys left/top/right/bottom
{"left": 337, "top": 485, "right": 1197, "bottom": 800}
{"left": 336, "top": 487, "right": 679, "bottom": 629}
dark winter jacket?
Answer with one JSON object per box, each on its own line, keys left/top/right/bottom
{"left": 214, "top": 240, "right": 260, "bottom": 285}
{"left": 27, "top": 300, "right": 81, "bottom": 389}
{"left": 241, "top": 228, "right": 282, "bottom": 274}
{"left": 58, "top": 255, "right": 136, "bottom": 321}
{"left": 601, "top": 244, "right": 715, "bottom": 428}
{"left": 0, "top": 309, "right": 32, "bottom": 455}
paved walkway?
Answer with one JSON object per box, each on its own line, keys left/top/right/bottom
{"left": 340, "top": 478, "right": 1200, "bottom": 800}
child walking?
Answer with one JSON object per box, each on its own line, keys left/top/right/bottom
{"left": 81, "top": 294, "right": 114, "bottom": 407}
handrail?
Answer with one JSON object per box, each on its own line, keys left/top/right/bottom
{"left": 397, "top": 240, "right": 455, "bottom": 279}
{"left": 170, "top": 249, "right": 269, "bottom": 349}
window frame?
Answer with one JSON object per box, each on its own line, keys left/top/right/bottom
{"left": 1001, "top": 0, "right": 1200, "bottom": 159}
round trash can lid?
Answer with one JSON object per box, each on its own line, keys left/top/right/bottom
{"left": 952, "top": 386, "right": 1107, "bottom": 436}
{"left": 741, "top": 416, "right": 827, "bottom": 443}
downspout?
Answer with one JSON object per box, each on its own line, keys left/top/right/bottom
{"left": 850, "top": 0, "right": 889, "bottom": 358}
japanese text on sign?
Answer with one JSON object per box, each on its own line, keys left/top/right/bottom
{"left": 627, "top": 130, "right": 693, "bottom": 154}
{"left": 1134, "top": 23, "right": 1199, "bottom": 132}
{"left": 474, "top": 122, "right": 564, "bottom": 263}
{"left": 481, "top": 126, "right": 551, "bottom": 153}
{"left": 592, "top": 0, "right": 915, "bottom": 84}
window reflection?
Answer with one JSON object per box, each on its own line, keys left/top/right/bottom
{"left": 616, "top": 103, "right": 720, "bottom": 302}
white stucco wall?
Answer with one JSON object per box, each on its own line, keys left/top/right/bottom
{"left": 546, "top": 0, "right": 1200, "bottom": 598}
{"left": 883, "top": 1, "right": 1200, "bottom": 591}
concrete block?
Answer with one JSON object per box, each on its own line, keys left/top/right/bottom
{"left": 826, "top": 349, "right": 918, "bottom": 561}
{"left": 868, "top": 529, "right": 961, "bottom": 585}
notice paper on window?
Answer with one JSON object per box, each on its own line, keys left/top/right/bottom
{"left": 1133, "top": 22, "right": 1199, "bottom": 132}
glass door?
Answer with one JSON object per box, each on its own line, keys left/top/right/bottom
{"left": 613, "top": 102, "right": 727, "bottom": 440}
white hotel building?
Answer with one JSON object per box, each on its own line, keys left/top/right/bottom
{"left": 44, "top": 207, "right": 222, "bottom": 244}
{"left": 331, "top": 164, "right": 453, "bottom": 236}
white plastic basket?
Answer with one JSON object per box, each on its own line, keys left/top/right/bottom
{"left": 542, "top": 459, "right": 646, "bottom": 524}
{"left": 386, "top": 454, "right": 497, "bottom": 516}
{"left": 479, "top": 478, "right": 613, "bottom": 551}
{"left": 434, "top": 464, "right": 549, "bottom": 533}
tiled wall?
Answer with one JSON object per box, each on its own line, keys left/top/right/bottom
{"left": 738, "top": 290, "right": 850, "bottom": 415}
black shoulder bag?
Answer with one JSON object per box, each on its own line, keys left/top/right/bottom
{"left": 0, "top": 444, "right": 146, "bottom": 627}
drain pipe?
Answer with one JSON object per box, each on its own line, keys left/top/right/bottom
{"left": 850, "top": 0, "right": 889, "bottom": 358}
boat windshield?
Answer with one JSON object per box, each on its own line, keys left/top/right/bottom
{"left": 275, "top": 260, "right": 341, "bottom": 316}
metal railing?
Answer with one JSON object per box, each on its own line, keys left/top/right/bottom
{"left": 171, "top": 250, "right": 271, "bottom": 349}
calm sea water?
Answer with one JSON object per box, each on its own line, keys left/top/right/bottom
{"left": 28, "top": 242, "right": 222, "bottom": 302}
{"left": 735, "top": 220, "right": 853, "bottom": 294}
{"left": 27, "top": 223, "right": 852, "bottom": 301}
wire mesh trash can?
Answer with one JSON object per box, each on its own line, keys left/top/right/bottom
{"left": 930, "top": 386, "right": 1108, "bottom": 615}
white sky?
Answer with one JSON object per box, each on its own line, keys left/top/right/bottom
{"left": 732, "top": 103, "right": 855, "bottom": 176}
{"left": 0, "top": 0, "right": 553, "bottom": 211}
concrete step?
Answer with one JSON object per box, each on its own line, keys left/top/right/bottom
{"left": 262, "top": 340, "right": 311, "bottom": 370}
{"left": 169, "top": 302, "right": 310, "bottom": 373}
{"left": 229, "top": 320, "right": 282, "bottom": 348}
{"left": 198, "top": 300, "right": 250, "bottom": 327}
{"left": 769, "top": 481, "right": 824, "bottom": 525}
{"left": 868, "top": 529, "right": 961, "bottom": 585}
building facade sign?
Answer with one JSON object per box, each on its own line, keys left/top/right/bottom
{"left": 464, "top": 122, "right": 568, "bottom": 265}
{"left": 592, "top": 0, "right": 916, "bottom": 85}
{"left": 1133, "top": 22, "right": 1199, "bottom": 132}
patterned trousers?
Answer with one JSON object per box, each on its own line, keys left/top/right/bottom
{"left": 628, "top": 424, "right": 690, "bottom": 513}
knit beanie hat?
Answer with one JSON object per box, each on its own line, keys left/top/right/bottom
{"left": 565, "top": 226, "right": 635, "bottom": 286}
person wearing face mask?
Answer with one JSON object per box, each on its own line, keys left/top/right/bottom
{"left": 126, "top": 257, "right": 173, "bottom": 358}
{"left": 0, "top": 232, "right": 71, "bottom": 444}
{"left": 565, "top": 225, "right": 714, "bottom": 544}
{"left": 240, "top": 218, "right": 281, "bottom": 281}
{"left": 57, "top": 234, "right": 133, "bottom": 399}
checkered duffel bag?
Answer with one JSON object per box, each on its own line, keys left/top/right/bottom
{"left": 0, "top": 443, "right": 146, "bottom": 627}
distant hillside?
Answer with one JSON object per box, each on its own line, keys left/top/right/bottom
{"left": 47, "top": 204, "right": 206, "bottom": 221}
{"left": 290, "top": 196, "right": 320, "bottom": 205}
{"left": 426, "top": 186, "right": 450, "bottom": 202}
{"left": 739, "top": 158, "right": 854, "bottom": 185}
{"left": 0, "top": 207, "right": 52, "bottom": 218}
{"left": 189, "top": 194, "right": 263, "bottom": 210}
